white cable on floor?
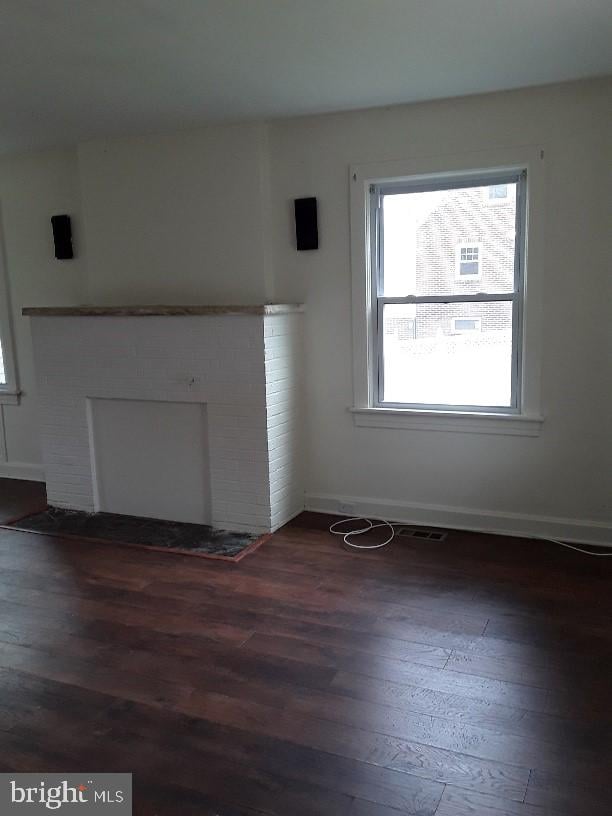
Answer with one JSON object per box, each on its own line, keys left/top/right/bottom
{"left": 541, "top": 538, "right": 612, "bottom": 557}
{"left": 329, "top": 517, "right": 399, "bottom": 549}
{"left": 329, "top": 517, "right": 612, "bottom": 556}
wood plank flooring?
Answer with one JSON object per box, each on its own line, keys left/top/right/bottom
{"left": 0, "top": 479, "right": 610, "bottom": 815}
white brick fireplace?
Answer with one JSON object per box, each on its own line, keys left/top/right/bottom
{"left": 24, "top": 305, "right": 304, "bottom": 534}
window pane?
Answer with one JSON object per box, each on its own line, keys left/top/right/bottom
{"left": 381, "top": 301, "right": 514, "bottom": 407}
{"left": 489, "top": 184, "right": 508, "bottom": 199}
{"left": 458, "top": 260, "right": 479, "bottom": 276}
{"left": 381, "top": 183, "right": 516, "bottom": 296}
{"left": 0, "top": 339, "right": 5, "bottom": 385}
{"left": 454, "top": 319, "right": 480, "bottom": 331}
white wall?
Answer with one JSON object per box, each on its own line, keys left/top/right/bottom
{"left": 77, "top": 122, "right": 272, "bottom": 305}
{"left": 0, "top": 148, "right": 86, "bottom": 478}
{"left": 2, "top": 77, "right": 611, "bottom": 542}
{"left": 267, "top": 78, "right": 612, "bottom": 541}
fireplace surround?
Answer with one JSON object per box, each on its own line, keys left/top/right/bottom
{"left": 24, "top": 304, "right": 304, "bottom": 534}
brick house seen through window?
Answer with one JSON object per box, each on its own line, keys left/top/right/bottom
{"left": 412, "top": 185, "right": 515, "bottom": 341}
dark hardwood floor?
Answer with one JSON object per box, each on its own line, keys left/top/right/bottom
{"left": 0, "top": 477, "right": 46, "bottom": 524}
{"left": 0, "top": 477, "right": 610, "bottom": 815}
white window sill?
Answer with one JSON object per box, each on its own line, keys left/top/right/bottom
{"left": 0, "top": 389, "right": 21, "bottom": 406}
{"left": 350, "top": 407, "right": 544, "bottom": 436}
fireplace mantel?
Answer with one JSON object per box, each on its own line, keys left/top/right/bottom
{"left": 22, "top": 303, "right": 302, "bottom": 317}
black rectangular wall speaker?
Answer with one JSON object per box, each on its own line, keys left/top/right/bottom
{"left": 51, "top": 214, "right": 74, "bottom": 260}
{"left": 294, "top": 197, "right": 318, "bottom": 251}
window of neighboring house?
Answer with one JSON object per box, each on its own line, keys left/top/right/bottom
{"left": 0, "top": 222, "right": 19, "bottom": 404}
{"left": 455, "top": 243, "right": 482, "bottom": 279}
{"left": 452, "top": 317, "right": 481, "bottom": 333}
{"left": 485, "top": 183, "right": 509, "bottom": 203}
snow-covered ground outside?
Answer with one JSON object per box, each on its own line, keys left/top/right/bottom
{"left": 383, "top": 331, "right": 513, "bottom": 407}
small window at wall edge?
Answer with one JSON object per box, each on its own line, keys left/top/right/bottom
{"left": 0, "top": 222, "right": 20, "bottom": 405}
{"left": 348, "top": 148, "right": 546, "bottom": 437}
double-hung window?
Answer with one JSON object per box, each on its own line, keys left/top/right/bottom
{"left": 370, "top": 170, "right": 526, "bottom": 413}
{"left": 0, "top": 223, "right": 19, "bottom": 405}
{"left": 0, "top": 327, "right": 5, "bottom": 386}
{"left": 350, "top": 149, "right": 544, "bottom": 435}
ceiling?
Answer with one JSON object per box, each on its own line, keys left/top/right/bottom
{"left": 2, "top": 0, "right": 611, "bottom": 154}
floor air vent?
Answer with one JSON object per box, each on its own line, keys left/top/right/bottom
{"left": 397, "top": 527, "right": 447, "bottom": 542}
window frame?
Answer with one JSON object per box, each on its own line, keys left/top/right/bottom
{"left": 371, "top": 169, "right": 526, "bottom": 414}
{"left": 349, "top": 147, "right": 545, "bottom": 436}
{"left": 0, "top": 215, "right": 20, "bottom": 405}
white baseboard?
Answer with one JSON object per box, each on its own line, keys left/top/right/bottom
{"left": 0, "top": 461, "right": 45, "bottom": 482}
{"left": 305, "top": 491, "right": 612, "bottom": 548}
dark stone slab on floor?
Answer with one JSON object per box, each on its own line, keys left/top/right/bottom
{"left": 8, "top": 507, "right": 261, "bottom": 559}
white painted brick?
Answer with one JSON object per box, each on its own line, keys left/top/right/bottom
{"left": 262, "top": 312, "right": 304, "bottom": 531}
{"left": 30, "top": 311, "right": 304, "bottom": 535}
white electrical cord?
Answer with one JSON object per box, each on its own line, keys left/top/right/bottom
{"left": 539, "top": 538, "right": 612, "bottom": 557}
{"left": 329, "top": 516, "right": 612, "bottom": 556}
{"left": 329, "top": 517, "right": 400, "bottom": 549}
